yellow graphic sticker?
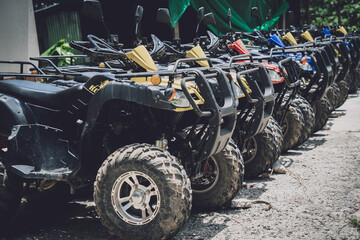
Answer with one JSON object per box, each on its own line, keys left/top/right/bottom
{"left": 88, "top": 80, "right": 110, "bottom": 94}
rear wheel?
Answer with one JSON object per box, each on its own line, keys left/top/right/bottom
{"left": 293, "top": 95, "right": 315, "bottom": 146}
{"left": 241, "top": 121, "right": 276, "bottom": 179}
{"left": 282, "top": 103, "right": 305, "bottom": 152}
{"left": 192, "top": 139, "right": 244, "bottom": 209}
{"left": 268, "top": 117, "right": 283, "bottom": 163}
{"left": 94, "top": 144, "right": 191, "bottom": 240}
{"left": 312, "top": 95, "right": 331, "bottom": 133}
{"left": 326, "top": 83, "right": 340, "bottom": 112}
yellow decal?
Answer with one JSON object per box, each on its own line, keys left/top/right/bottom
{"left": 334, "top": 49, "right": 341, "bottom": 57}
{"left": 89, "top": 80, "right": 110, "bottom": 94}
{"left": 229, "top": 72, "right": 251, "bottom": 98}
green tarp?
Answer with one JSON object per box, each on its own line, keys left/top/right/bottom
{"left": 169, "top": 0, "right": 289, "bottom": 34}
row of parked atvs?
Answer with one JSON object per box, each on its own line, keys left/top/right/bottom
{"left": 0, "top": 1, "right": 359, "bottom": 239}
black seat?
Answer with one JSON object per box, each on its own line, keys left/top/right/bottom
{"left": 0, "top": 80, "right": 83, "bottom": 109}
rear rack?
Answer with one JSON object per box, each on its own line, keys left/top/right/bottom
{"left": 0, "top": 60, "right": 60, "bottom": 80}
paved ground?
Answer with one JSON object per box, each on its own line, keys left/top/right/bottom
{"left": 2, "top": 91, "right": 360, "bottom": 240}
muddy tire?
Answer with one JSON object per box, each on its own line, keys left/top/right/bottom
{"left": 312, "top": 95, "right": 331, "bottom": 133}
{"left": 293, "top": 95, "right": 315, "bottom": 146}
{"left": 94, "top": 144, "right": 192, "bottom": 240}
{"left": 192, "top": 139, "right": 244, "bottom": 209}
{"left": 337, "top": 80, "right": 349, "bottom": 108}
{"left": 326, "top": 83, "right": 340, "bottom": 112}
{"left": 241, "top": 122, "right": 276, "bottom": 179}
{"left": 282, "top": 103, "right": 305, "bottom": 152}
{"left": 0, "top": 164, "right": 23, "bottom": 228}
{"left": 268, "top": 117, "right": 284, "bottom": 162}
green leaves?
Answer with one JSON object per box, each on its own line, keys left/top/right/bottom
{"left": 309, "top": 0, "right": 360, "bottom": 31}
{"left": 40, "top": 39, "right": 75, "bottom": 66}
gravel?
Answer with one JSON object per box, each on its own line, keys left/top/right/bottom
{"left": 3, "top": 91, "right": 360, "bottom": 240}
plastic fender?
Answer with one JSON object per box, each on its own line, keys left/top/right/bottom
{"left": 85, "top": 81, "right": 174, "bottom": 129}
{"left": 228, "top": 39, "right": 250, "bottom": 55}
{"left": 125, "top": 45, "right": 158, "bottom": 71}
{"left": 0, "top": 94, "right": 34, "bottom": 134}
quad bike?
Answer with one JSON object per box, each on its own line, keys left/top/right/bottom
{"left": 193, "top": 8, "right": 311, "bottom": 153}
{"left": 328, "top": 28, "right": 360, "bottom": 95}
{"left": 277, "top": 24, "right": 358, "bottom": 112}
{"left": 76, "top": 32, "right": 276, "bottom": 180}
{"left": 285, "top": 26, "right": 354, "bottom": 111}
{"left": 253, "top": 29, "right": 334, "bottom": 134}
{"left": 38, "top": 33, "right": 248, "bottom": 209}
{"left": 240, "top": 8, "right": 335, "bottom": 133}
{"left": 0, "top": 26, "right": 244, "bottom": 240}
{"left": 200, "top": 21, "right": 304, "bottom": 153}
{"left": 277, "top": 10, "right": 360, "bottom": 95}
{"left": 127, "top": 7, "right": 277, "bottom": 178}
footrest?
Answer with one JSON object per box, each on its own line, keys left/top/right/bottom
{"left": 10, "top": 164, "right": 73, "bottom": 179}
{"left": 7, "top": 124, "right": 79, "bottom": 180}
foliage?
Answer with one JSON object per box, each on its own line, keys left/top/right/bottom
{"left": 40, "top": 39, "right": 75, "bottom": 66}
{"left": 308, "top": 0, "right": 360, "bottom": 32}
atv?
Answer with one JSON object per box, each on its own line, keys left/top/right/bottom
{"left": 145, "top": 8, "right": 278, "bottom": 178}
{"left": 0, "top": 22, "right": 243, "bottom": 239}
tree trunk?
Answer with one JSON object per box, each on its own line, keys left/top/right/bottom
{"left": 337, "top": 0, "right": 342, "bottom": 25}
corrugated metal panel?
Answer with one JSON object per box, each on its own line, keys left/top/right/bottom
{"left": 46, "top": 11, "right": 81, "bottom": 47}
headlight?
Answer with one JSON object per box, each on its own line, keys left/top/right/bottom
{"left": 170, "top": 90, "right": 191, "bottom": 108}
{"left": 268, "top": 69, "right": 282, "bottom": 83}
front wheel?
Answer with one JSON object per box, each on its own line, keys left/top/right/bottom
{"left": 293, "top": 95, "right": 315, "bottom": 146}
{"left": 326, "top": 83, "right": 340, "bottom": 112}
{"left": 312, "top": 95, "right": 331, "bottom": 133}
{"left": 191, "top": 139, "right": 244, "bottom": 210}
{"left": 337, "top": 80, "right": 349, "bottom": 108}
{"left": 94, "top": 144, "right": 192, "bottom": 240}
{"left": 241, "top": 122, "right": 276, "bottom": 179}
{"left": 268, "top": 116, "right": 283, "bottom": 163}
{"left": 282, "top": 103, "right": 305, "bottom": 152}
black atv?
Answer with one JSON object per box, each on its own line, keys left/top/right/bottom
{"left": 0, "top": 36, "right": 241, "bottom": 240}
{"left": 145, "top": 9, "right": 279, "bottom": 178}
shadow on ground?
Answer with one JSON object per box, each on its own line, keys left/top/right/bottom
{"left": 348, "top": 92, "right": 359, "bottom": 99}
{"left": 296, "top": 135, "right": 327, "bottom": 151}
{"left": 3, "top": 188, "right": 112, "bottom": 240}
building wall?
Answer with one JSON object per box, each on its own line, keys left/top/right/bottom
{"left": 35, "top": 6, "right": 82, "bottom": 54}
{"left": 0, "top": 0, "right": 39, "bottom": 72}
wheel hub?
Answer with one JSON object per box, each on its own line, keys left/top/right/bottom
{"left": 111, "top": 171, "right": 161, "bottom": 225}
{"left": 131, "top": 188, "right": 146, "bottom": 207}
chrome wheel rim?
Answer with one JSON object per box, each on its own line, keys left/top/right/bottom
{"left": 111, "top": 171, "right": 161, "bottom": 225}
